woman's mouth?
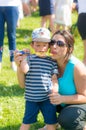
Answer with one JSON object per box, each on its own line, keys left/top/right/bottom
{"left": 51, "top": 51, "right": 57, "bottom": 55}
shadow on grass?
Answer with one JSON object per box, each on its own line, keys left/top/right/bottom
{"left": 16, "top": 29, "right": 32, "bottom": 39}
{"left": 4, "top": 28, "right": 32, "bottom": 46}
{"left": 0, "top": 124, "right": 63, "bottom": 130}
{"left": 0, "top": 124, "right": 20, "bottom": 130}
{"left": 31, "top": 10, "right": 40, "bottom": 18}
{"left": 16, "top": 10, "right": 40, "bottom": 40}
{"left": 0, "top": 121, "right": 44, "bottom": 130}
{"left": 0, "top": 84, "right": 24, "bottom": 97}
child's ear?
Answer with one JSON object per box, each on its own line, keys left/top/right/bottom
{"left": 31, "top": 42, "right": 34, "bottom": 48}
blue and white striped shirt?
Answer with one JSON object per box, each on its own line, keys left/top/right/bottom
{"left": 25, "top": 54, "right": 58, "bottom": 102}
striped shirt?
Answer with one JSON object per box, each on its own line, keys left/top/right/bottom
{"left": 25, "top": 54, "right": 58, "bottom": 102}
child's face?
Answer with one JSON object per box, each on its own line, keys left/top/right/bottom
{"left": 31, "top": 41, "right": 49, "bottom": 56}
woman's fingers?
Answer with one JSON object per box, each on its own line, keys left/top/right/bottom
{"left": 49, "top": 93, "right": 61, "bottom": 105}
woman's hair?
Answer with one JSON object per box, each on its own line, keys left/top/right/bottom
{"left": 52, "top": 30, "right": 74, "bottom": 48}
{"left": 51, "top": 30, "right": 75, "bottom": 60}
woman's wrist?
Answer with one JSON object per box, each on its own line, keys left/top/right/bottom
{"left": 61, "top": 96, "right": 67, "bottom": 104}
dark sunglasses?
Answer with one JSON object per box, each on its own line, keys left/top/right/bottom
{"left": 49, "top": 40, "right": 67, "bottom": 47}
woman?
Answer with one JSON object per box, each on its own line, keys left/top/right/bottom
{"left": 48, "top": 30, "right": 86, "bottom": 130}
{"left": 39, "top": 30, "right": 86, "bottom": 130}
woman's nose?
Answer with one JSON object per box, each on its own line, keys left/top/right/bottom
{"left": 53, "top": 44, "right": 57, "bottom": 48}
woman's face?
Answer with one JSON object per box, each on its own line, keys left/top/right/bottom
{"left": 50, "top": 34, "right": 68, "bottom": 60}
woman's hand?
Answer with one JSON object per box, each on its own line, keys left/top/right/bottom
{"left": 49, "top": 93, "right": 64, "bottom": 105}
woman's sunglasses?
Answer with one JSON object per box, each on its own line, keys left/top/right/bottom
{"left": 49, "top": 40, "right": 67, "bottom": 47}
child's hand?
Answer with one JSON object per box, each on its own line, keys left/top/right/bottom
{"left": 19, "top": 49, "right": 30, "bottom": 55}
{"left": 14, "top": 50, "right": 24, "bottom": 67}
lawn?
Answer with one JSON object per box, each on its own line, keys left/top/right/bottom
{"left": 0, "top": 10, "right": 83, "bottom": 130}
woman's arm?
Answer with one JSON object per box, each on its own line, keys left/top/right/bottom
{"left": 49, "top": 62, "right": 86, "bottom": 105}
{"left": 73, "top": 62, "right": 86, "bottom": 102}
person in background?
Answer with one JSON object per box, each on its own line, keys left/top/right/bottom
{"left": 22, "top": 0, "right": 31, "bottom": 16}
{"left": 0, "top": 0, "right": 19, "bottom": 71}
{"left": 54, "top": 0, "right": 73, "bottom": 31}
{"left": 30, "top": 0, "right": 38, "bottom": 12}
{"left": 17, "top": 0, "right": 24, "bottom": 27}
{"left": 14, "top": 27, "right": 59, "bottom": 130}
{"left": 72, "top": 0, "right": 78, "bottom": 12}
{"left": 77, "top": 0, "right": 86, "bottom": 65}
{"left": 38, "top": 0, "right": 55, "bottom": 34}
{"left": 39, "top": 30, "right": 86, "bottom": 130}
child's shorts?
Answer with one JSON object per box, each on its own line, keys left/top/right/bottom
{"left": 23, "top": 99, "right": 57, "bottom": 124}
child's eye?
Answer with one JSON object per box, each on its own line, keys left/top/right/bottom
{"left": 36, "top": 45, "right": 40, "bottom": 47}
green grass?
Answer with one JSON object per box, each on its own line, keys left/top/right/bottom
{"left": 0, "top": 11, "right": 83, "bottom": 130}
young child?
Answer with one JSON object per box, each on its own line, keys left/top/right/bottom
{"left": 15, "top": 27, "right": 59, "bottom": 130}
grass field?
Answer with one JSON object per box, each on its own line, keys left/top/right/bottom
{"left": 0, "top": 10, "right": 84, "bottom": 130}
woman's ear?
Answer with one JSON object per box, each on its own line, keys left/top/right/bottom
{"left": 69, "top": 47, "right": 73, "bottom": 54}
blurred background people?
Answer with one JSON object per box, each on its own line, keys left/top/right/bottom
{"left": 77, "top": 0, "right": 86, "bottom": 65}
{"left": 22, "top": 0, "right": 31, "bottom": 16}
{"left": 30, "top": 0, "right": 38, "bottom": 12}
{"left": 54, "top": 0, "right": 73, "bottom": 31}
{"left": 38, "top": 0, "right": 55, "bottom": 33}
{"left": 0, "top": 0, "right": 19, "bottom": 71}
{"left": 72, "top": 0, "right": 78, "bottom": 12}
{"left": 17, "top": 0, "right": 24, "bottom": 27}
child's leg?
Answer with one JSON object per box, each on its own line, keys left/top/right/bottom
{"left": 38, "top": 124, "right": 56, "bottom": 130}
{"left": 21, "top": 101, "right": 39, "bottom": 130}
{"left": 40, "top": 100, "right": 57, "bottom": 130}
{"left": 20, "top": 123, "right": 30, "bottom": 130}
{"left": 46, "top": 124, "right": 56, "bottom": 130}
